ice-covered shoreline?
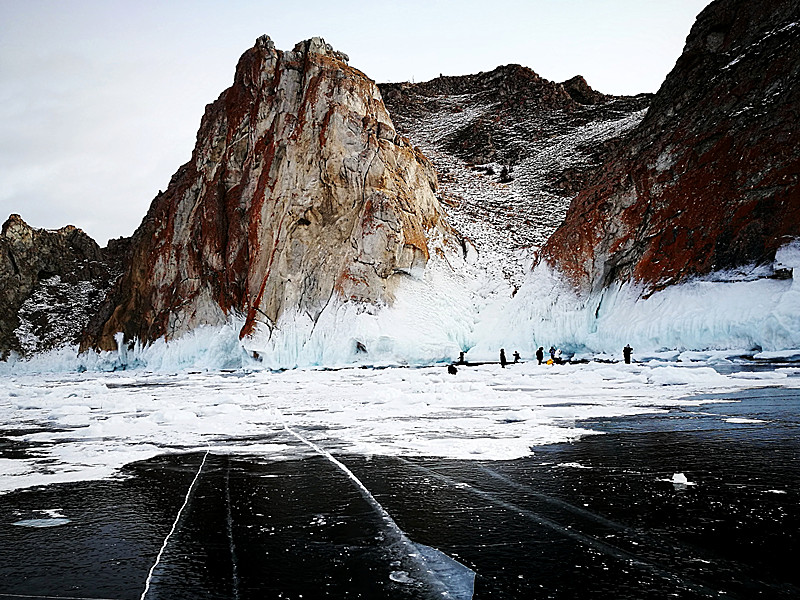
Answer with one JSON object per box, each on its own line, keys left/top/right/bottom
{"left": 4, "top": 242, "right": 800, "bottom": 374}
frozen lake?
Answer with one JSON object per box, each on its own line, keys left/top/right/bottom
{"left": 1, "top": 360, "right": 799, "bottom": 598}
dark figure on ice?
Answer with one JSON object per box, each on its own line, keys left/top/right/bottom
{"left": 536, "top": 347, "right": 544, "bottom": 364}
{"left": 448, "top": 364, "right": 458, "bottom": 375}
{"left": 500, "top": 349, "right": 507, "bottom": 367}
{"left": 623, "top": 344, "right": 633, "bottom": 364}
{"left": 458, "top": 351, "right": 466, "bottom": 365}
{"left": 513, "top": 351, "right": 520, "bottom": 363}
{"left": 549, "top": 346, "right": 556, "bottom": 361}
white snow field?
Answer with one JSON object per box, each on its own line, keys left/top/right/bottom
{"left": 2, "top": 357, "right": 799, "bottom": 495}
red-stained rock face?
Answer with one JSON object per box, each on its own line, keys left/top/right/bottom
{"left": 83, "top": 36, "right": 455, "bottom": 350}
{"left": 540, "top": 0, "right": 800, "bottom": 295}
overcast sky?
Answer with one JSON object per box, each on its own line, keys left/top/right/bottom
{"left": 1, "top": 0, "right": 710, "bottom": 245}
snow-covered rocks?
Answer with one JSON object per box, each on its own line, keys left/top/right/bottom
{"left": 0, "top": 215, "right": 125, "bottom": 358}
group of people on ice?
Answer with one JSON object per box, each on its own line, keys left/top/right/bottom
{"left": 449, "top": 344, "right": 635, "bottom": 373}
{"left": 533, "top": 345, "right": 562, "bottom": 365}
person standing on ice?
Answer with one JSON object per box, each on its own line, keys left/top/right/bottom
{"left": 623, "top": 344, "right": 633, "bottom": 364}
{"left": 536, "top": 347, "right": 544, "bottom": 364}
{"left": 500, "top": 348, "right": 507, "bottom": 367}
{"left": 549, "top": 346, "right": 556, "bottom": 361}
{"left": 513, "top": 351, "right": 520, "bottom": 363}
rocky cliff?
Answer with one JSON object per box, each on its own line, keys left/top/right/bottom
{"left": 0, "top": 215, "right": 126, "bottom": 357}
{"left": 84, "top": 36, "right": 456, "bottom": 351}
{"left": 539, "top": 0, "right": 800, "bottom": 295}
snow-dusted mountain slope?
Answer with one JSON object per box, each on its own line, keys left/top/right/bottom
{"left": 0, "top": 215, "right": 127, "bottom": 358}
{"left": 379, "top": 67, "right": 651, "bottom": 286}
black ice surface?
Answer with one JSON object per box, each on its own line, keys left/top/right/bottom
{"left": 0, "top": 387, "right": 798, "bottom": 599}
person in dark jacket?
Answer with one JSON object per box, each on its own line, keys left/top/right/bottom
{"left": 549, "top": 346, "right": 556, "bottom": 361}
{"left": 623, "top": 344, "right": 633, "bottom": 364}
{"left": 500, "top": 348, "right": 507, "bottom": 367}
{"left": 536, "top": 347, "right": 544, "bottom": 364}
{"left": 513, "top": 351, "right": 520, "bottom": 363}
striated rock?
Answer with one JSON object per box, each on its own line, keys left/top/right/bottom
{"left": 0, "top": 215, "right": 126, "bottom": 357}
{"left": 540, "top": 0, "right": 800, "bottom": 295}
{"left": 84, "top": 36, "right": 456, "bottom": 351}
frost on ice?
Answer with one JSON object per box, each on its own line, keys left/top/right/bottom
{"left": 479, "top": 238, "right": 800, "bottom": 361}
{"left": 2, "top": 359, "right": 799, "bottom": 495}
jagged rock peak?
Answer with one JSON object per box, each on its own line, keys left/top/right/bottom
{"left": 1, "top": 214, "right": 102, "bottom": 263}
{"left": 539, "top": 0, "right": 800, "bottom": 294}
{"left": 290, "top": 36, "right": 350, "bottom": 63}
{"left": 383, "top": 64, "right": 576, "bottom": 110}
{"left": 560, "top": 75, "right": 609, "bottom": 105}
{"left": 83, "top": 35, "right": 457, "bottom": 351}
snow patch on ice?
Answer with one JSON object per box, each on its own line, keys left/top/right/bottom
{"left": 669, "top": 472, "right": 694, "bottom": 486}
{"left": 389, "top": 571, "right": 415, "bottom": 584}
{"left": 2, "top": 359, "right": 794, "bottom": 495}
{"left": 12, "top": 518, "right": 71, "bottom": 528}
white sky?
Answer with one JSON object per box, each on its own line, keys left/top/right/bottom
{"left": 0, "top": 0, "right": 710, "bottom": 245}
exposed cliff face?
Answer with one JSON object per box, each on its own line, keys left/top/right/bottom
{"left": 0, "top": 215, "right": 126, "bottom": 357}
{"left": 85, "top": 36, "right": 455, "bottom": 351}
{"left": 540, "top": 0, "right": 800, "bottom": 295}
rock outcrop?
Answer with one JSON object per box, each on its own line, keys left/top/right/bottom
{"left": 561, "top": 75, "right": 609, "bottom": 106}
{"left": 539, "top": 0, "right": 800, "bottom": 294}
{"left": 0, "top": 215, "right": 126, "bottom": 357}
{"left": 84, "top": 36, "right": 455, "bottom": 351}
